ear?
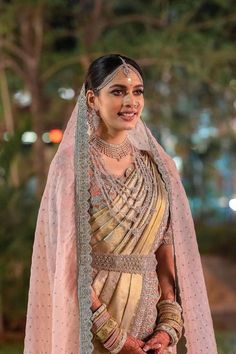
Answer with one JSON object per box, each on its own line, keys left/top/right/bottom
{"left": 86, "top": 90, "right": 97, "bottom": 110}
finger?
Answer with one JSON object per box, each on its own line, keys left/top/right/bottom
{"left": 134, "top": 340, "right": 145, "bottom": 350}
{"left": 155, "top": 347, "right": 164, "bottom": 354}
{"left": 143, "top": 337, "right": 164, "bottom": 349}
{"left": 143, "top": 338, "right": 156, "bottom": 350}
{"left": 137, "top": 348, "right": 146, "bottom": 354}
{"left": 158, "top": 346, "right": 167, "bottom": 354}
{"left": 143, "top": 342, "right": 162, "bottom": 352}
{"left": 155, "top": 350, "right": 162, "bottom": 354}
{"left": 136, "top": 339, "right": 145, "bottom": 347}
{"left": 152, "top": 338, "right": 169, "bottom": 347}
{"left": 151, "top": 343, "right": 163, "bottom": 350}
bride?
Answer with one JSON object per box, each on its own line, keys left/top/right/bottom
{"left": 24, "top": 54, "right": 217, "bottom": 354}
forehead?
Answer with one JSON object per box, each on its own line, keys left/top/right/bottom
{"left": 106, "top": 68, "right": 143, "bottom": 88}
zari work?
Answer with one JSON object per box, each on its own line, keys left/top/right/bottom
{"left": 23, "top": 85, "right": 218, "bottom": 354}
{"left": 89, "top": 149, "right": 173, "bottom": 353}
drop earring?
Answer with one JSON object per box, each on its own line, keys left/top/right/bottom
{"left": 88, "top": 108, "right": 100, "bottom": 132}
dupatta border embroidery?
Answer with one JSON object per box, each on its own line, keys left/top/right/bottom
{"left": 75, "top": 85, "right": 94, "bottom": 354}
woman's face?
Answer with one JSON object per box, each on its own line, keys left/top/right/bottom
{"left": 87, "top": 68, "right": 144, "bottom": 133}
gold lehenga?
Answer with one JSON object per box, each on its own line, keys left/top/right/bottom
{"left": 89, "top": 151, "right": 172, "bottom": 353}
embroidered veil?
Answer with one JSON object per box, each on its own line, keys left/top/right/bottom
{"left": 23, "top": 83, "right": 218, "bottom": 353}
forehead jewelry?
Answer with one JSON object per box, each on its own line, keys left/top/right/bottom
{"left": 119, "top": 56, "right": 132, "bottom": 82}
{"left": 95, "top": 57, "right": 143, "bottom": 91}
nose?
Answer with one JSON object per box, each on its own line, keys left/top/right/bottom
{"left": 123, "top": 93, "right": 137, "bottom": 108}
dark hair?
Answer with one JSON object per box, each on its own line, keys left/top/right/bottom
{"left": 84, "top": 54, "right": 144, "bottom": 93}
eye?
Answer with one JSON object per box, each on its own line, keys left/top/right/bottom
{"left": 134, "top": 89, "right": 144, "bottom": 95}
{"left": 111, "top": 89, "right": 124, "bottom": 96}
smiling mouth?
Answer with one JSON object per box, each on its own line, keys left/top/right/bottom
{"left": 118, "top": 112, "right": 137, "bottom": 120}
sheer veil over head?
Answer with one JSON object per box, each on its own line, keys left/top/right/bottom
{"left": 24, "top": 55, "right": 217, "bottom": 354}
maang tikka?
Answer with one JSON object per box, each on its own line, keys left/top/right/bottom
{"left": 94, "top": 56, "right": 143, "bottom": 92}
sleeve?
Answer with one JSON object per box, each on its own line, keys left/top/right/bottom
{"left": 161, "top": 209, "right": 173, "bottom": 246}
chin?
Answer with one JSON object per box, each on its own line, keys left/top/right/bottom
{"left": 124, "top": 125, "right": 136, "bottom": 131}
{"left": 116, "top": 123, "right": 136, "bottom": 132}
{"left": 119, "top": 118, "right": 140, "bottom": 131}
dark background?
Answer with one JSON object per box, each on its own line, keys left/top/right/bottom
{"left": 0, "top": 0, "right": 236, "bottom": 352}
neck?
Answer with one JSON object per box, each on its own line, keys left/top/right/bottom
{"left": 96, "top": 125, "right": 127, "bottom": 144}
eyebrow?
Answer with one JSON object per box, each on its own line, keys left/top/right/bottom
{"left": 108, "top": 84, "right": 144, "bottom": 89}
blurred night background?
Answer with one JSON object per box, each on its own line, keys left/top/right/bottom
{"left": 0, "top": 0, "right": 236, "bottom": 353}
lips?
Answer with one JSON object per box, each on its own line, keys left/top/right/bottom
{"left": 118, "top": 111, "right": 137, "bottom": 121}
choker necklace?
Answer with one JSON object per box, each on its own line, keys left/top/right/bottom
{"left": 90, "top": 134, "right": 132, "bottom": 161}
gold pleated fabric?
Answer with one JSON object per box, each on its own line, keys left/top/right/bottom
{"left": 90, "top": 152, "right": 169, "bottom": 353}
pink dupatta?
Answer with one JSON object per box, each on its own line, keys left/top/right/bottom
{"left": 23, "top": 85, "right": 218, "bottom": 353}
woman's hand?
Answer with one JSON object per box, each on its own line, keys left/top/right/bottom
{"left": 143, "top": 331, "right": 170, "bottom": 354}
{"left": 118, "top": 335, "right": 145, "bottom": 354}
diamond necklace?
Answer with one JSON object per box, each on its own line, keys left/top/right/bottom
{"left": 89, "top": 134, "right": 132, "bottom": 161}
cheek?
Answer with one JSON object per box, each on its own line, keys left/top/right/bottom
{"left": 137, "top": 100, "right": 144, "bottom": 115}
{"left": 103, "top": 98, "right": 121, "bottom": 113}
{"left": 139, "top": 97, "right": 145, "bottom": 108}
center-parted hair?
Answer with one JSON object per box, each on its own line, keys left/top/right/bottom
{"left": 84, "top": 54, "right": 144, "bottom": 94}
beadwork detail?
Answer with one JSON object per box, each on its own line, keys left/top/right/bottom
{"left": 90, "top": 134, "right": 132, "bottom": 161}
{"left": 92, "top": 253, "right": 158, "bottom": 274}
{"left": 130, "top": 271, "right": 161, "bottom": 339}
{"left": 89, "top": 145, "right": 158, "bottom": 239}
{"left": 75, "top": 85, "right": 94, "bottom": 354}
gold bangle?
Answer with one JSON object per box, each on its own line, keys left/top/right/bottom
{"left": 92, "top": 303, "right": 107, "bottom": 322}
{"left": 158, "top": 306, "right": 181, "bottom": 312}
{"left": 107, "top": 329, "right": 123, "bottom": 351}
{"left": 157, "top": 300, "right": 182, "bottom": 312}
{"left": 161, "top": 319, "right": 183, "bottom": 336}
{"left": 159, "top": 312, "right": 182, "bottom": 323}
{"left": 92, "top": 310, "right": 110, "bottom": 333}
{"left": 95, "top": 317, "right": 118, "bottom": 343}
{"left": 155, "top": 324, "right": 179, "bottom": 346}
{"left": 110, "top": 329, "right": 127, "bottom": 353}
{"left": 103, "top": 327, "right": 120, "bottom": 350}
{"left": 159, "top": 308, "right": 182, "bottom": 315}
{"left": 161, "top": 317, "right": 184, "bottom": 330}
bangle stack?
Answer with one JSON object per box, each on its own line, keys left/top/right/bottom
{"left": 91, "top": 303, "right": 127, "bottom": 353}
{"left": 154, "top": 299, "right": 183, "bottom": 346}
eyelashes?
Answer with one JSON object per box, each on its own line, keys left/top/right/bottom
{"left": 110, "top": 89, "right": 144, "bottom": 96}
